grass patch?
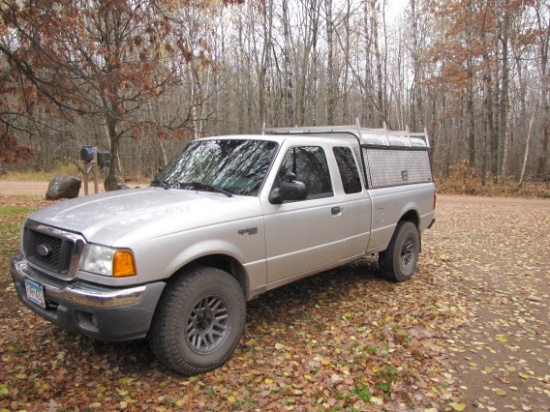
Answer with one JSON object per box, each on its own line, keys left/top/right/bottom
{"left": 0, "top": 163, "right": 80, "bottom": 181}
{"left": 0, "top": 196, "right": 53, "bottom": 277}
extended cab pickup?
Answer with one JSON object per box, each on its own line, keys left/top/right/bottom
{"left": 11, "top": 124, "right": 436, "bottom": 375}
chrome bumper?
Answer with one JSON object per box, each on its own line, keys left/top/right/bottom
{"left": 10, "top": 252, "right": 165, "bottom": 341}
{"left": 11, "top": 253, "right": 146, "bottom": 308}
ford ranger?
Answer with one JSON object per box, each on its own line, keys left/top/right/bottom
{"left": 11, "top": 123, "right": 436, "bottom": 375}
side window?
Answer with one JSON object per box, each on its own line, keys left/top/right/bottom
{"left": 276, "top": 146, "right": 333, "bottom": 199}
{"left": 333, "top": 147, "right": 362, "bottom": 194}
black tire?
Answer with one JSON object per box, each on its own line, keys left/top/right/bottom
{"left": 379, "top": 221, "right": 420, "bottom": 282}
{"left": 148, "top": 265, "right": 246, "bottom": 375}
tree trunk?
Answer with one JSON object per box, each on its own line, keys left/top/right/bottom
{"left": 282, "top": 0, "right": 294, "bottom": 126}
{"left": 466, "top": 0, "right": 475, "bottom": 167}
{"left": 372, "top": 0, "right": 384, "bottom": 125}
{"left": 104, "top": 117, "right": 120, "bottom": 191}
{"left": 535, "top": 0, "right": 550, "bottom": 182}
{"left": 325, "top": 0, "right": 335, "bottom": 125}
{"left": 499, "top": 0, "right": 510, "bottom": 181}
{"left": 480, "top": 4, "right": 496, "bottom": 183}
{"left": 410, "top": 0, "right": 423, "bottom": 131}
{"left": 258, "top": 2, "right": 272, "bottom": 128}
{"left": 519, "top": 105, "right": 538, "bottom": 187}
{"left": 363, "top": 1, "right": 374, "bottom": 125}
{"left": 311, "top": 0, "right": 320, "bottom": 126}
{"left": 342, "top": 0, "right": 351, "bottom": 122}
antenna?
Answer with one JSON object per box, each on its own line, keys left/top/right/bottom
{"left": 355, "top": 118, "right": 363, "bottom": 141}
{"left": 424, "top": 127, "right": 430, "bottom": 148}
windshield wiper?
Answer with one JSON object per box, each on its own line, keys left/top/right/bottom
{"left": 179, "top": 182, "right": 233, "bottom": 197}
{"left": 151, "top": 178, "right": 171, "bottom": 190}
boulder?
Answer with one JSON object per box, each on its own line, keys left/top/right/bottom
{"left": 46, "top": 175, "right": 82, "bottom": 200}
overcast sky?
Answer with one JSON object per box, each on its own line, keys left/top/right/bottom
{"left": 386, "top": 0, "right": 409, "bottom": 21}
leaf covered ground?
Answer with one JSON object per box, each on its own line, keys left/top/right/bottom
{"left": 0, "top": 195, "right": 548, "bottom": 411}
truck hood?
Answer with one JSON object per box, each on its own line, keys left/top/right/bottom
{"left": 28, "top": 187, "right": 261, "bottom": 246}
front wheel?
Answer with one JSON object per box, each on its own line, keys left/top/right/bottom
{"left": 379, "top": 221, "right": 420, "bottom": 282}
{"left": 148, "top": 266, "right": 246, "bottom": 375}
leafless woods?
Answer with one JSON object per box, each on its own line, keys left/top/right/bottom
{"left": 1, "top": 0, "right": 548, "bottom": 184}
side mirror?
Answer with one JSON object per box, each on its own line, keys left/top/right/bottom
{"left": 269, "top": 173, "right": 307, "bottom": 204}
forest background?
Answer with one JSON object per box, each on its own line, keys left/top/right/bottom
{"left": 0, "top": 0, "right": 549, "bottom": 193}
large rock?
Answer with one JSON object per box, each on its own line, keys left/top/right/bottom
{"left": 46, "top": 175, "right": 81, "bottom": 200}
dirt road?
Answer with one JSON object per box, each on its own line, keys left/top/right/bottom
{"left": 432, "top": 195, "right": 550, "bottom": 411}
{"left": 0, "top": 180, "right": 104, "bottom": 196}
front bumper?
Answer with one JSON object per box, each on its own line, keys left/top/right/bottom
{"left": 11, "top": 253, "right": 165, "bottom": 341}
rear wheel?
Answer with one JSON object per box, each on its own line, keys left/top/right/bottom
{"left": 148, "top": 265, "right": 246, "bottom": 375}
{"left": 379, "top": 221, "right": 420, "bottom": 282}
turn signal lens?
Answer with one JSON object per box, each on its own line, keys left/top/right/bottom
{"left": 113, "top": 250, "right": 136, "bottom": 277}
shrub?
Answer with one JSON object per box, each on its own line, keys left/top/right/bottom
{"left": 435, "top": 161, "right": 550, "bottom": 198}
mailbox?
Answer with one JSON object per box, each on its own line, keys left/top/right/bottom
{"left": 80, "top": 146, "right": 97, "bottom": 162}
{"left": 97, "top": 151, "right": 111, "bottom": 167}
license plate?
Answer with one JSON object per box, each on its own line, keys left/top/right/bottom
{"left": 25, "top": 279, "right": 46, "bottom": 308}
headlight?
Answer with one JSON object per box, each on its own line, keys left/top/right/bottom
{"left": 81, "top": 244, "right": 136, "bottom": 277}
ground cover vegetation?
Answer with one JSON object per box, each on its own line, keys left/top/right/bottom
{"left": 1, "top": 0, "right": 549, "bottom": 187}
{"left": 1, "top": 194, "right": 548, "bottom": 411}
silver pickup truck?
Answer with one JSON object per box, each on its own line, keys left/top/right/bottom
{"left": 11, "top": 124, "right": 436, "bottom": 375}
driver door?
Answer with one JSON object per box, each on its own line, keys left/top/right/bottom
{"left": 263, "top": 145, "right": 346, "bottom": 284}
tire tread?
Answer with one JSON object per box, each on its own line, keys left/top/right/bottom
{"left": 148, "top": 265, "right": 246, "bottom": 375}
{"left": 378, "top": 221, "right": 420, "bottom": 283}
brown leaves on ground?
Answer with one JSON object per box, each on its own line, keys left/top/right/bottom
{"left": 0, "top": 195, "right": 548, "bottom": 411}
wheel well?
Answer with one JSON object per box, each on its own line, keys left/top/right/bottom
{"left": 400, "top": 210, "right": 419, "bottom": 228}
{"left": 181, "top": 255, "right": 249, "bottom": 298}
{"left": 399, "top": 210, "right": 421, "bottom": 251}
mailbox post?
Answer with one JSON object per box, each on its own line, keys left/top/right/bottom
{"left": 74, "top": 147, "right": 114, "bottom": 194}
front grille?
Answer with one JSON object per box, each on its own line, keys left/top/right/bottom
{"left": 28, "top": 230, "right": 64, "bottom": 269}
{"left": 22, "top": 221, "right": 85, "bottom": 279}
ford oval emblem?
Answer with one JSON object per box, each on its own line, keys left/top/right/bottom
{"left": 36, "top": 244, "right": 51, "bottom": 257}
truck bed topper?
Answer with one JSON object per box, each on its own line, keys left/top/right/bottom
{"left": 263, "top": 120, "right": 433, "bottom": 188}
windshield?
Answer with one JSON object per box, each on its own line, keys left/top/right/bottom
{"left": 153, "top": 139, "right": 279, "bottom": 196}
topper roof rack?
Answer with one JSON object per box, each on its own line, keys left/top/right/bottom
{"left": 263, "top": 119, "right": 430, "bottom": 149}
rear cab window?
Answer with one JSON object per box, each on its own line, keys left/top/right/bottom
{"left": 333, "top": 146, "right": 362, "bottom": 194}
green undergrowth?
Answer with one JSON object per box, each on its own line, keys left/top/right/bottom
{"left": 0, "top": 163, "right": 80, "bottom": 181}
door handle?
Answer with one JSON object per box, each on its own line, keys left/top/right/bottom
{"left": 331, "top": 206, "right": 342, "bottom": 215}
